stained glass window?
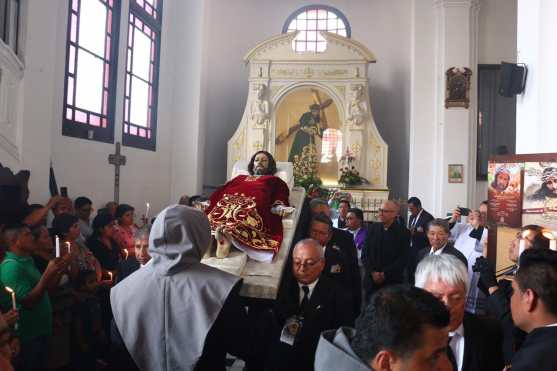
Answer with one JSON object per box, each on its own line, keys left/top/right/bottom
{"left": 122, "top": 0, "right": 163, "bottom": 151}
{"left": 62, "top": 0, "right": 121, "bottom": 143}
{"left": 283, "top": 5, "right": 351, "bottom": 53}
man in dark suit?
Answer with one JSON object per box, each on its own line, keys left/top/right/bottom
{"left": 407, "top": 197, "right": 434, "bottom": 250}
{"left": 417, "top": 218, "right": 468, "bottom": 268}
{"left": 362, "top": 200, "right": 410, "bottom": 302}
{"left": 308, "top": 213, "right": 361, "bottom": 320}
{"left": 508, "top": 248, "right": 557, "bottom": 371}
{"left": 416, "top": 254, "right": 504, "bottom": 371}
{"left": 473, "top": 225, "right": 549, "bottom": 364}
{"left": 267, "top": 239, "right": 353, "bottom": 371}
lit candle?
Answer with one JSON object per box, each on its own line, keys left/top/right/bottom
{"left": 542, "top": 231, "right": 557, "bottom": 251}
{"left": 5, "top": 287, "right": 16, "bottom": 310}
{"left": 65, "top": 241, "right": 71, "bottom": 254}
{"left": 145, "top": 202, "right": 150, "bottom": 221}
{"left": 108, "top": 272, "right": 113, "bottom": 282}
{"left": 55, "top": 236, "right": 60, "bottom": 258}
{"left": 123, "top": 249, "right": 129, "bottom": 260}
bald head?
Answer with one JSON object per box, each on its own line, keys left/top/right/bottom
{"left": 292, "top": 239, "right": 325, "bottom": 284}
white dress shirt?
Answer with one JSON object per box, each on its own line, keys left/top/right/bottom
{"left": 449, "top": 323, "right": 465, "bottom": 371}
{"left": 298, "top": 279, "right": 319, "bottom": 303}
{"left": 429, "top": 244, "right": 447, "bottom": 255}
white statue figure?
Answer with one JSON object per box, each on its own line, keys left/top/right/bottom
{"left": 250, "top": 83, "right": 270, "bottom": 128}
{"left": 346, "top": 84, "right": 368, "bottom": 127}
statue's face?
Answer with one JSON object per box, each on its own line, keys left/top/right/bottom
{"left": 311, "top": 109, "right": 320, "bottom": 118}
{"left": 253, "top": 153, "right": 270, "bottom": 175}
{"left": 545, "top": 177, "right": 557, "bottom": 195}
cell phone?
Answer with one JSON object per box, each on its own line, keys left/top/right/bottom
{"left": 458, "top": 207, "right": 470, "bottom": 216}
{"left": 60, "top": 187, "right": 68, "bottom": 198}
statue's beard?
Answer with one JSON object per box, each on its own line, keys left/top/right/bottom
{"left": 254, "top": 166, "right": 267, "bottom": 175}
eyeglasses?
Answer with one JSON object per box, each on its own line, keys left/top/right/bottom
{"left": 378, "top": 209, "right": 396, "bottom": 213}
{"left": 293, "top": 259, "right": 321, "bottom": 268}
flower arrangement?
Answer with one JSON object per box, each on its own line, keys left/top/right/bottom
{"left": 293, "top": 145, "right": 322, "bottom": 190}
{"left": 338, "top": 147, "right": 363, "bottom": 186}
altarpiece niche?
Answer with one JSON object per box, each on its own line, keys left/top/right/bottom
{"left": 228, "top": 31, "right": 389, "bottom": 198}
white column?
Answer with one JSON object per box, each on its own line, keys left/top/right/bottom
{"left": 516, "top": 0, "right": 557, "bottom": 154}
{"left": 409, "top": 0, "right": 479, "bottom": 216}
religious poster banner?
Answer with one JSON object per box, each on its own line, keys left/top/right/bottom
{"left": 487, "top": 162, "right": 522, "bottom": 227}
{"left": 522, "top": 162, "right": 557, "bottom": 230}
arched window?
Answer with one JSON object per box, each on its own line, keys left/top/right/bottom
{"left": 282, "top": 5, "right": 350, "bottom": 53}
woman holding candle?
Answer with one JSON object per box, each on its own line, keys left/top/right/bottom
{"left": 87, "top": 213, "right": 122, "bottom": 279}
{"left": 113, "top": 204, "right": 138, "bottom": 256}
{"left": 52, "top": 213, "right": 102, "bottom": 282}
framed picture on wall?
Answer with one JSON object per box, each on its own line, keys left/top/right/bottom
{"left": 448, "top": 164, "right": 464, "bottom": 183}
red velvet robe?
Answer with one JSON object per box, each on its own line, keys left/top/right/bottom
{"left": 206, "top": 175, "right": 290, "bottom": 255}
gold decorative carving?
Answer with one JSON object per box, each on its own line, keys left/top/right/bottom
{"left": 350, "top": 143, "right": 362, "bottom": 155}
{"left": 252, "top": 140, "right": 263, "bottom": 152}
{"left": 270, "top": 66, "right": 351, "bottom": 80}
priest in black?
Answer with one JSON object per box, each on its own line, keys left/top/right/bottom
{"left": 509, "top": 248, "right": 557, "bottom": 371}
{"left": 362, "top": 200, "right": 410, "bottom": 302}
{"left": 266, "top": 239, "right": 353, "bottom": 371}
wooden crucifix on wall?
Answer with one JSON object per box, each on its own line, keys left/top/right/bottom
{"left": 108, "top": 142, "right": 126, "bottom": 203}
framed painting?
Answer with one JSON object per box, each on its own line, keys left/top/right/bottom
{"left": 448, "top": 164, "right": 464, "bottom": 183}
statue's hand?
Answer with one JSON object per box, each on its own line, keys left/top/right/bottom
{"left": 271, "top": 205, "right": 295, "bottom": 217}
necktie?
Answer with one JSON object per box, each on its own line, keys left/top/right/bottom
{"left": 299, "top": 285, "right": 310, "bottom": 315}
{"left": 447, "top": 335, "right": 458, "bottom": 371}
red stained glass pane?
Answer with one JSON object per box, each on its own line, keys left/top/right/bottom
{"left": 103, "top": 91, "right": 108, "bottom": 115}
{"left": 107, "top": 10, "right": 112, "bottom": 34}
{"left": 67, "top": 77, "right": 74, "bottom": 105}
{"left": 75, "top": 110, "right": 87, "bottom": 123}
{"left": 66, "top": 108, "right": 73, "bottom": 120}
{"left": 104, "top": 63, "right": 109, "bottom": 87}
{"left": 139, "top": 128, "right": 146, "bottom": 137}
{"left": 70, "top": 14, "right": 78, "bottom": 42}
{"left": 104, "top": 36, "right": 110, "bottom": 61}
{"left": 90, "top": 114, "right": 101, "bottom": 127}
{"left": 69, "top": 46, "right": 76, "bottom": 74}
{"left": 130, "top": 126, "right": 137, "bottom": 135}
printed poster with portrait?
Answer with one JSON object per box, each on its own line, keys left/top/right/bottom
{"left": 522, "top": 162, "right": 557, "bottom": 230}
{"left": 487, "top": 162, "right": 522, "bottom": 227}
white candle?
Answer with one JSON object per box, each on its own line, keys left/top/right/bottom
{"left": 55, "top": 236, "right": 60, "bottom": 258}
{"left": 108, "top": 271, "right": 113, "bottom": 283}
{"left": 65, "top": 241, "right": 71, "bottom": 254}
{"left": 124, "top": 249, "right": 129, "bottom": 260}
{"left": 145, "top": 202, "right": 150, "bottom": 220}
{"left": 551, "top": 240, "right": 557, "bottom": 251}
{"left": 5, "top": 287, "right": 15, "bottom": 310}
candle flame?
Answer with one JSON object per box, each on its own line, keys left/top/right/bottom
{"left": 542, "top": 231, "right": 555, "bottom": 240}
{"left": 108, "top": 272, "right": 113, "bottom": 281}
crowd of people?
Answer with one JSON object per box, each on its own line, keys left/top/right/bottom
{"left": 1, "top": 162, "right": 557, "bottom": 371}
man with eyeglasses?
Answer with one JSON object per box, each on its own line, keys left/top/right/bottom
{"left": 416, "top": 254, "right": 504, "bottom": 371}
{"left": 472, "top": 225, "right": 550, "bottom": 364}
{"left": 362, "top": 200, "right": 410, "bottom": 302}
{"left": 267, "top": 239, "right": 353, "bottom": 371}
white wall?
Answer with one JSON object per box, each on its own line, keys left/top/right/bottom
{"left": 516, "top": 0, "right": 557, "bottom": 154}
{"left": 0, "top": 0, "right": 201, "bottom": 218}
{"left": 200, "top": 0, "right": 413, "bottom": 200}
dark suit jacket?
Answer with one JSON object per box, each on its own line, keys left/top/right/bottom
{"left": 362, "top": 222, "right": 410, "bottom": 298}
{"left": 116, "top": 257, "right": 140, "bottom": 283}
{"left": 195, "top": 281, "right": 251, "bottom": 371}
{"left": 324, "top": 228, "right": 361, "bottom": 319}
{"left": 408, "top": 209, "right": 434, "bottom": 251}
{"left": 416, "top": 242, "right": 468, "bottom": 268}
{"left": 267, "top": 275, "right": 353, "bottom": 371}
{"left": 485, "top": 273, "right": 526, "bottom": 364}
{"left": 461, "top": 313, "right": 504, "bottom": 371}
{"left": 510, "top": 326, "right": 557, "bottom": 371}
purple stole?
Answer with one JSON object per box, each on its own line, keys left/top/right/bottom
{"left": 353, "top": 228, "right": 368, "bottom": 250}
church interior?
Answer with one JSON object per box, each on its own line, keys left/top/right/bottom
{"left": 1, "top": 0, "right": 557, "bottom": 370}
